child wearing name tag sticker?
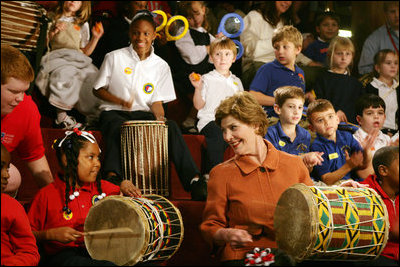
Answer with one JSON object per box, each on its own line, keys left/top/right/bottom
{"left": 27, "top": 129, "right": 121, "bottom": 266}
{"left": 307, "top": 99, "right": 378, "bottom": 186}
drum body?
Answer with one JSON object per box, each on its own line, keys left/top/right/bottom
{"left": 121, "top": 121, "right": 169, "bottom": 196}
{"left": 84, "top": 195, "right": 184, "bottom": 265}
{"left": 274, "top": 184, "right": 389, "bottom": 262}
{"left": 1, "top": 1, "right": 47, "bottom": 52}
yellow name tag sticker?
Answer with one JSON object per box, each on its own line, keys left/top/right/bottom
{"left": 124, "top": 67, "right": 132, "bottom": 74}
{"left": 329, "top": 152, "right": 339, "bottom": 160}
{"left": 278, "top": 140, "right": 286, "bottom": 147}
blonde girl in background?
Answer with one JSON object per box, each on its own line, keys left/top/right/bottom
{"left": 313, "top": 36, "right": 364, "bottom": 124}
{"left": 37, "top": 1, "right": 104, "bottom": 130}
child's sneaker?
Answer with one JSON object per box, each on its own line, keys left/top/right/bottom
{"left": 55, "top": 115, "right": 85, "bottom": 130}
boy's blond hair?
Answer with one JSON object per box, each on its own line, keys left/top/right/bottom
{"left": 215, "top": 91, "right": 268, "bottom": 136}
{"left": 274, "top": 86, "right": 305, "bottom": 107}
{"left": 209, "top": 37, "right": 237, "bottom": 58}
{"left": 272, "top": 25, "right": 303, "bottom": 48}
{"left": 1, "top": 44, "right": 34, "bottom": 85}
{"left": 306, "top": 99, "right": 335, "bottom": 123}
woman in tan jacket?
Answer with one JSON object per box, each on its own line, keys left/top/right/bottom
{"left": 200, "top": 91, "right": 314, "bottom": 265}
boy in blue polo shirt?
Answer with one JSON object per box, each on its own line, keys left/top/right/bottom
{"left": 249, "top": 25, "right": 310, "bottom": 119}
{"left": 307, "top": 99, "right": 377, "bottom": 185}
{"left": 265, "top": 86, "right": 324, "bottom": 171}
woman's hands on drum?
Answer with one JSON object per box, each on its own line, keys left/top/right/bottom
{"left": 45, "top": 227, "right": 83, "bottom": 243}
{"left": 338, "top": 179, "right": 369, "bottom": 188}
{"left": 215, "top": 228, "right": 253, "bottom": 249}
{"left": 120, "top": 180, "right": 142, "bottom": 198}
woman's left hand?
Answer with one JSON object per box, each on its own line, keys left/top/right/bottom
{"left": 338, "top": 180, "right": 369, "bottom": 188}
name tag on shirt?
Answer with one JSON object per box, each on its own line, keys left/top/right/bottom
{"left": 329, "top": 152, "right": 339, "bottom": 160}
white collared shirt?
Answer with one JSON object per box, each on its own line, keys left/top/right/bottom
{"left": 93, "top": 45, "right": 176, "bottom": 112}
{"left": 370, "top": 77, "right": 399, "bottom": 130}
{"left": 353, "top": 127, "right": 391, "bottom": 156}
{"left": 175, "top": 26, "right": 215, "bottom": 65}
{"left": 197, "top": 70, "right": 244, "bottom": 132}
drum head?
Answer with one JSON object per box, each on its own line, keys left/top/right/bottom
{"left": 274, "top": 184, "right": 317, "bottom": 262}
{"left": 84, "top": 196, "right": 148, "bottom": 266}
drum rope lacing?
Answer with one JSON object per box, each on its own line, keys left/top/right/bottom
{"left": 136, "top": 197, "right": 165, "bottom": 261}
{"left": 310, "top": 187, "right": 386, "bottom": 257}
{"left": 122, "top": 122, "right": 169, "bottom": 196}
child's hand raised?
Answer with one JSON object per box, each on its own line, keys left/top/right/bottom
{"left": 336, "top": 110, "right": 348, "bottom": 123}
{"left": 46, "top": 226, "right": 83, "bottom": 243}
{"left": 189, "top": 72, "right": 202, "bottom": 88}
{"left": 345, "top": 150, "right": 364, "bottom": 169}
{"left": 92, "top": 22, "right": 104, "bottom": 39}
{"left": 302, "top": 151, "right": 324, "bottom": 169}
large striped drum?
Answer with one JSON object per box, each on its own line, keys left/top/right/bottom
{"left": 274, "top": 184, "right": 389, "bottom": 262}
{"left": 121, "top": 121, "right": 169, "bottom": 196}
{"left": 84, "top": 195, "right": 183, "bottom": 265}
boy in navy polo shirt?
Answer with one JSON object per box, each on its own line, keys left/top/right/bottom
{"left": 265, "top": 86, "right": 324, "bottom": 171}
{"left": 249, "top": 25, "right": 310, "bottom": 119}
{"left": 303, "top": 12, "right": 340, "bottom": 65}
{"left": 307, "top": 99, "right": 377, "bottom": 185}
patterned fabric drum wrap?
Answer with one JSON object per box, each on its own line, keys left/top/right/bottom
{"left": 274, "top": 184, "right": 389, "bottom": 262}
{"left": 84, "top": 195, "right": 183, "bottom": 265}
{"left": 121, "top": 121, "right": 169, "bottom": 196}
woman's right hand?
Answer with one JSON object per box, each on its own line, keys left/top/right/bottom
{"left": 46, "top": 227, "right": 83, "bottom": 243}
{"left": 216, "top": 228, "right": 253, "bottom": 249}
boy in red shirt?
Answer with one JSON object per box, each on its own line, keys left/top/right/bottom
{"left": 1, "top": 144, "right": 40, "bottom": 266}
{"left": 1, "top": 44, "right": 53, "bottom": 188}
{"left": 362, "top": 146, "right": 399, "bottom": 265}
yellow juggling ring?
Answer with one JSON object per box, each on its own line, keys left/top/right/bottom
{"left": 152, "top": 10, "right": 168, "bottom": 32}
{"left": 165, "top": 15, "right": 189, "bottom": 41}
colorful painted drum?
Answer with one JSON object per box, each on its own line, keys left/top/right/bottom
{"left": 84, "top": 195, "right": 184, "bottom": 265}
{"left": 121, "top": 121, "right": 169, "bottom": 196}
{"left": 274, "top": 184, "right": 389, "bottom": 262}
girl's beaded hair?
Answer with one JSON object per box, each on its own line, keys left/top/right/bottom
{"left": 53, "top": 129, "right": 102, "bottom": 213}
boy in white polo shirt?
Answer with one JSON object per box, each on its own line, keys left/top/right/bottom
{"left": 189, "top": 37, "right": 244, "bottom": 175}
{"left": 93, "top": 10, "right": 207, "bottom": 200}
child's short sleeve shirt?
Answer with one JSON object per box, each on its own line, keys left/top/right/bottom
{"left": 93, "top": 45, "right": 176, "bottom": 112}
{"left": 197, "top": 70, "right": 244, "bottom": 132}
{"left": 1, "top": 95, "right": 45, "bottom": 162}
{"left": 249, "top": 60, "right": 305, "bottom": 117}
{"left": 310, "top": 130, "right": 363, "bottom": 181}
{"left": 28, "top": 176, "right": 120, "bottom": 255}
{"left": 265, "top": 121, "right": 311, "bottom": 155}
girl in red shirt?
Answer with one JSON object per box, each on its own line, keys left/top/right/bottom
{"left": 28, "top": 129, "right": 132, "bottom": 266}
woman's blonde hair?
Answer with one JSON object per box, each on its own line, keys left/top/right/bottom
{"left": 53, "top": 1, "right": 91, "bottom": 26}
{"left": 327, "top": 36, "right": 355, "bottom": 74}
{"left": 215, "top": 92, "right": 269, "bottom": 136}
